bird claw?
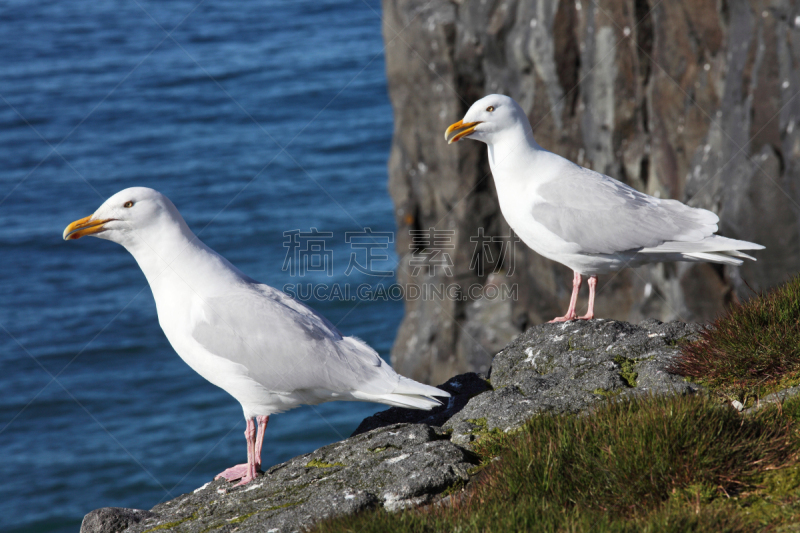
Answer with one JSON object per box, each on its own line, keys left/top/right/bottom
{"left": 215, "top": 463, "right": 260, "bottom": 483}
{"left": 549, "top": 315, "right": 576, "bottom": 323}
{"left": 235, "top": 475, "right": 257, "bottom": 486}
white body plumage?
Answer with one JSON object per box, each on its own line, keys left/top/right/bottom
{"left": 448, "top": 94, "right": 763, "bottom": 276}
{"left": 64, "top": 188, "right": 449, "bottom": 420}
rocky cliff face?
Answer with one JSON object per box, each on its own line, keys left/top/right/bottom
{"left": 383, "top": 0, "right": 800, "bottom": 383}
{"left": 80, "top": 319, "right": 701, "bottom": 533}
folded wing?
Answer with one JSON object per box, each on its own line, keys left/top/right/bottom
{"left": 532, "top": 166, "right": 720, "bottom": 254}
{"left": 190, "top": 283, "right": 447, "bottom": 408}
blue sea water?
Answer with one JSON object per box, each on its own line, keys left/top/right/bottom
{"left": 0, "top": 1, "right": 404, "bottom": 531}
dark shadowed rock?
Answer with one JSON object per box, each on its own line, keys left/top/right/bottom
{"left": 85, "top": 319, "right": 701, "bottom": 532}
{"left": 351, "top": 372, "right": 491, "bottom": 436}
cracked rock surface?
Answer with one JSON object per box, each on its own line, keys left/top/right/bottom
{"left": 92, "top": 424, "right": 473, "bottom": 533}
{"left": 443, "top": 319, "right": 703, "bottom": 446}
{"left": 81, "top": 320, "right": 701, "bottom": 533}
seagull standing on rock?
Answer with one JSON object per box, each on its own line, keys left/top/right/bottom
{"left": 64, "top": 187, "right": 449, "bottom": 486}
{"left": 445, "top": 94, "right": 764, "bottom": 322}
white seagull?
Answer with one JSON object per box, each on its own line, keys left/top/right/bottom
{"left": 63, "top": 187, "right": 449, "bottom": 485}
{"left": 445, "top": 94, "right": 764, "bottom": 322}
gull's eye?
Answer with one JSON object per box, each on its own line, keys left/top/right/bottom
{"left": 486, "top": 105, "right": 495, "bottom": 112}
{"left": 124, "top": 201, "right": 134, "bottom": 208}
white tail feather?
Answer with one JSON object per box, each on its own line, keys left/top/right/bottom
{"left": 350, "top": 391, "right": 444, "bottom": 410}
{"left": 682, "top": 252, "right": 744, "bottom": 266}
{"left": 392, "top": 375, "right": 451, "bottom": 399}
{"left": 640, "top": 234, "right": 764, "bottom": 255}
{"left": 339, "top": 336, "right": 450, "bottom": 411}
{"left": 637, "top": 234, "right": 763, "bottom": 269}
{"left": 724, "top": 250, "right": 757, "bottom": 260}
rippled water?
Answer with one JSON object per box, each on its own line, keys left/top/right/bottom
{"left": 0, "top": 2, "right": 401, "bottom": 531}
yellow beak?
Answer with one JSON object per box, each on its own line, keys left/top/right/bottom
{"left": 444, "top": 120, "right": 481, "bottom": 144}
{"left": 63, "top": 215, "right": 112, "bottom": 241}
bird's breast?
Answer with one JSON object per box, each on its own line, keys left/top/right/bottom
{"left": 494, "top": 179, "right": 571, "bottom": 255}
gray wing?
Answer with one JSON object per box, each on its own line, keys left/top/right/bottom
{"left": 190, "top": 283, "right": 387, "bottom": 395}
{"left": 532, "top": 166, "right": 719, "bottom": 254}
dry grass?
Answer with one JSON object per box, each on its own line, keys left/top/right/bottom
{"left": 315, "top": 394, "right": 800, "bottom": 533}
{"left": 315, "top": 276, "right": 800, "bottom": 532}
{"left": 673, "top": 275, "right": 800, "bottom": 401}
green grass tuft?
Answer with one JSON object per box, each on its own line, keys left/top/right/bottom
{"left": 673, "top": 274, "right": 800, "bottom": 400}
{"left": 314, "top": 394, "right": 800, "bottom": 532}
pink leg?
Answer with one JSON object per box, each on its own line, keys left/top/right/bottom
{"left": 550, "top": 271, "right": 582, "bottom": 323}
{"left": 253, "top": 415, "right": 269, "bottom": 470}
{"left": 215, "top": 417, "right": 260, "bottom": 485}
{"left": 237, "top": 418, "right": 258, "bottom": 486}
{"left": 577, "top": 275, "right": 597, "bottom": 320}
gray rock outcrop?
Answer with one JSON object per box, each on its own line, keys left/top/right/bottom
{"left": 80, "top": 508, "right": 156, "bottom": 533}
{"left": 442, "top": 318, "right": 702, "bottom": 446}
{"left": 383, "top": 0, "right": 800, "bottom": 383}
{"left": 81, "top": 319, "right": 701, "bottom": 533}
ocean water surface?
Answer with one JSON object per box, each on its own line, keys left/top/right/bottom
{"left": 0, "top": 1, "right": 404, "bottom": 531}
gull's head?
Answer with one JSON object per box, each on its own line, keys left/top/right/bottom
{"left": 63, "top": 187, "right": 181, "bottom": 243}
{"left": 445, "top": 94, "right": 530, "bottom": 145}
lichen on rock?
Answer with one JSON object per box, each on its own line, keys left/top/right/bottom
{"left": 81, "top": 319, "right": 704, "bottom": 533}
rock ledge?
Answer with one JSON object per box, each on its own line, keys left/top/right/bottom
{"left": 82, "top": 319, "right": 701, "bottom": 533}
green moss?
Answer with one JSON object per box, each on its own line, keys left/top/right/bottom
{"left": 716, "top": 464, "right": 800, "bottom": 528}
{"left": 614, "top": 355, "right": 639, "bottom": 387}
{"left": 463, "top": 417, "right": 491, "bottom": 445}
{"left": 221, "top": 501, "right": 303, "bottom": 529}
{"left": 592, "top": 387, "right": 623, "bottom": 397}
{"left": 142, "top": 512, "right": 198, "bottom": 532}
{"left": 567, "top": 337, "right": 594, "bottom": 351}
{"left": 759, "top": 464, "right": 800, "bottom": 497}
{"left": 228, "top": 511, "right": 257, "bottom": 525}
{"left": 306, "top": 459, "right": 345, "bottom": 468}
{"left": 466, "top": 464, "right": 486, "bottom": 476}
{"left": 760, "top": 374, "right": 800, "bottom": 400}
{"left": 666, "top": 336, "right": 691, "bottom": 347}
{"left": 465, "top": 417, "right": 488, "bottom": 428}
{"left": 260, "top": 500, "right": 303, "bottom": 513}
{"left": 469, "top": 420, "right": 520, "bottom": 464}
